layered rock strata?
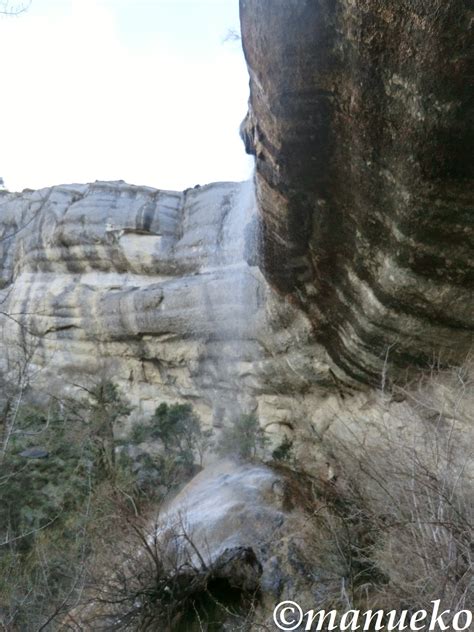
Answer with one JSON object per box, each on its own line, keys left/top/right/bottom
{"left": 240, "top": 0, "right": 474, "bottom": 382}
{"left": 0, "top": 181, "right": 335, "bottom": 429}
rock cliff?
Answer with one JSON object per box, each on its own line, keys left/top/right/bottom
{"left": 0, "top": 181, "right": 336, "bottom": 434}
{"left": 1, "top": 2, "right": 472, "bottom": 424}
{"left": 1, "top": 5, "right": 473, "bottom": 628}
{"left": 240, "top": 0, "right": 473, "bottom": 383}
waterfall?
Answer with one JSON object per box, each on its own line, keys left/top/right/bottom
{"left": 203, "top": 174, "right": 262, "bottom": 427}
{"left": 218, "top": 175, "right": 257, "bottom": 337}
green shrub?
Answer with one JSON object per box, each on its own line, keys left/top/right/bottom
{"left": 0, "top": 383, "right": 138, "bottom": 629}
{"left": 150, "top": 402, "right": 212, "bottom": 467}
{"left": 85, "top": 380, "right": 132, "bottom": 478}
{"left": 129, "top": 420, "right": 152, "bottom": 444}
{"left": 272, "top": 435, "right": 294, "bottom": 463}
{"left": 217, "top": 413, "right": 268, "bottom": 460}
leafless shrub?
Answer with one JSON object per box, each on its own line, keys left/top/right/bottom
{"left": 79, "top": 513, "right": 261, "bottom": 631}
{"left": 309, "top": 362, "right": 473, "bottom": 619}
{"left": 0, "top": 1, "right": 30, "bottom": 16}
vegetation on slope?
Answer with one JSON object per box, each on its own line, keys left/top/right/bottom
{"left": 0, "top": 359, "right": 472, "bottom": 630}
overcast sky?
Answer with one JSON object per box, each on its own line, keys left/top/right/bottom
{"left": 0, "top": 0, "right": 253, "bottom": 192}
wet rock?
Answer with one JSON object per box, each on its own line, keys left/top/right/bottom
{"left": 159, "top": 460, "right": 318, "bottom": 604}
{"left": 19, "top": 447, "right": 49, "bottom": 459}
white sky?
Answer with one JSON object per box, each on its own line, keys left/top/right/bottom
{"left": 0, "top": 0, "right": 253, "bottom": 192}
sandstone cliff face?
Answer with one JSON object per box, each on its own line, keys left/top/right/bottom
{"left": 1, "top": 2, "right": 471, "bottom": 422}
{"left": 240, "top": 0, "right": 473, "bottom": 383}
{"left": 1, "top": 8, "right": 473, "bottom": 629}
{"left": 0, "top": 1, "right": 472, "bottom": 430}
{"left": 0, "top": 181, "right": 336, "bottom": 432}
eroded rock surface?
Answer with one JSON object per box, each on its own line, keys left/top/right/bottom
{"left": 1, "top": 2, "right": 472, "bottom": 427}
{"left": 0, "top": 181, "right": 335, "bottom": 430}
{"left": 240, "top": 0, "right": 473, "bottom": 382}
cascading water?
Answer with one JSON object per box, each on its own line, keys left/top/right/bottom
{"left": 201, "top": 172, "right": 264, "bottom": 427}
{"left": 216, "top": 175, "right": 257, "bottom": 333}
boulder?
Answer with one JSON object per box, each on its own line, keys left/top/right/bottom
{"left": 19, "top": 447, "right": 49, "bottom": 459}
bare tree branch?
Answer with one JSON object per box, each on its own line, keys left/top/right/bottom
{"left": 0, "top": 0, "right": 31, "bottom": 16}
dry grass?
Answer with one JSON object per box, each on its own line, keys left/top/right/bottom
{"left": 306, "top": 362, "right": 473, "bottom": 621}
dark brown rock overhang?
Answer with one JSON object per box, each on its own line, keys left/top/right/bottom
{"left": 239, "top": 0, "right": 474, "bottom": 383}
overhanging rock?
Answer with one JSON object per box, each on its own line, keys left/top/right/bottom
{"left": 240, "top": 0, "right": 473, "bottom": 383}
